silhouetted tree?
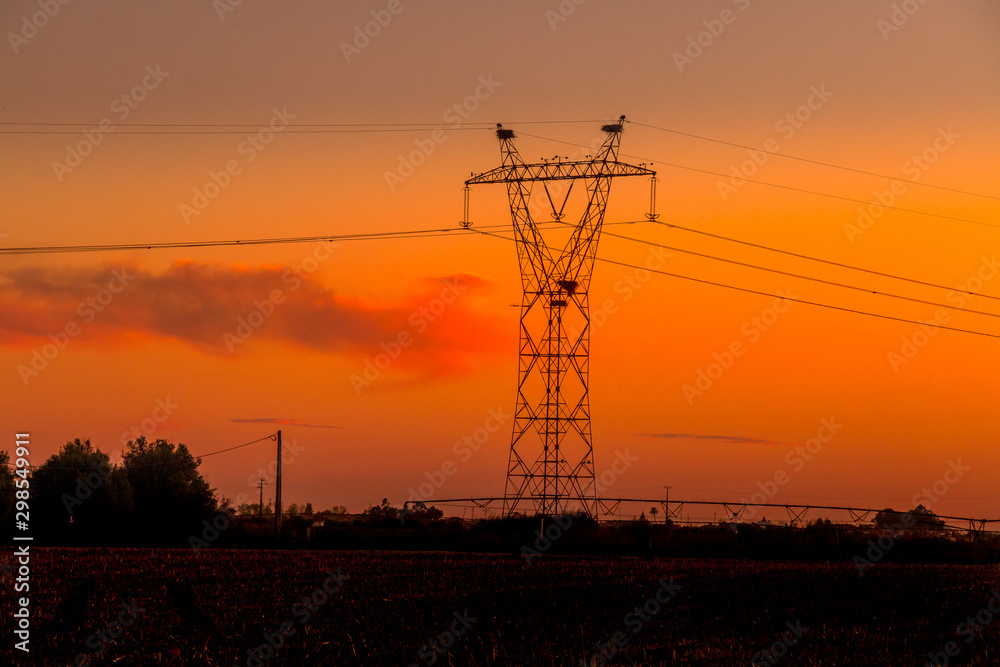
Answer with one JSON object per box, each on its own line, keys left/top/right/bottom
{"left": 909, "top": 505, "right": 946, "bottom": 531}
{"left": 363, "top": 498, "right": 398, "bottom": 524}
{"left": 122, "top": 437, "right": 216, "bottom": 541}
{"left": 399, "top": 501, "right": 444, "bottom": 527}
{"left": 0, "top": 451, "right": 15, "bottom": 535}
{"left": 31, "top": 439, "right": 132, "bottom": 539}
{"left": 874, "top": 505, "right": 946, "bottom": 532}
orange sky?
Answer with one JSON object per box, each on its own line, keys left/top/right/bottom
{"left": 2, "top": 1, "right": 1000, "bottom": 521}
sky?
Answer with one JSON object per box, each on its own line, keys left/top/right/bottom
{"left": 2, "top": 1, "right": 999, "bottom": 522}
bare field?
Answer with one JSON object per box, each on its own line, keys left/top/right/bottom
{"left": 2, "top": 548, "right": 999, "bottom": 665}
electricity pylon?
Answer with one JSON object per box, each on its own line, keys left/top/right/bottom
{"left": 465, "top": 116, "right": 655, "bottom": 517}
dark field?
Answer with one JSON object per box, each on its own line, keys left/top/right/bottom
{"left": 3, "top": 548, "right": 999, "bottom": 666}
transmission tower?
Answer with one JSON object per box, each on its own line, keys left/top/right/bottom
{"left": 465, "top": 116, "right": 655, "bottom": 517}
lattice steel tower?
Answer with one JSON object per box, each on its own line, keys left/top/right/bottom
{"left": 464, "top": 117, "right": 655, "bottom": 517}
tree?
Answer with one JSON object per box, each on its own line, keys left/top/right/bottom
{"left": 31, "top": 439, "right": 132, "bottom": 539}
{"left": 874, "top": 505, "right": 946, "bottom": 533}
{"left": 363, "top": 498, "right": 398, "bottom": 524}
{"left": 0, "top": 451, "right": 15, "bottom": 535}
{"left": 122, "top": 437, "right": 217, "bottom": 541}
{"left": 287, "top": 503, "right": 300, "bottom": 517}
{"left": 399, "top": 501, "right": 444, "bottom": 527}
{"left": 304, "top": 502, "right": 313, "bottom": 516}
{"left": 873, "top": 508, "right": 905, "bottom": 530}
{"left": 237, "top": 502, "right": 271, "bottom": 518}
{"left": 649, "top": 506, "right": 659, "bottom": 523}
{"left": 909, "top": 504, "right": 946, "bottom": 532}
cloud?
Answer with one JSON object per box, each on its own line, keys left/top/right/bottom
{"left": 637, "top": 433, "right": 785, "bottom": 446}
{"left": 230, "top": 418, "right": 344, "bottom": 429}
{"left": 0, "top": 260, "right": 506, "bottom": 379}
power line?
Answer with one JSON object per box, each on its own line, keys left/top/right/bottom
{"left": 649, "top": 219, "right": 1000, "bottom": 303}
{"left": 471, "top": 228, "right": 1000, "bottom": 341}
{"left": 10, "top": 211, "right": 1000, "bottom": 325}
{"left": 596, "top": 226, "right": 1000, "bottom": 320}
{"left": 0, "top": 119, "right": 602, "bottom": 127}
{"left": 3, "top": 433, "right": 278, "bottom": 470}
{"left": 0, "top": 220, "right": 639, "bottom": 256}
{"left": 0, "top": 119, "right": 603, "bottom": 135}
{"left": 6, "top": 214, "right": 993, "bottom": 322}
{"left": 0, "top": 127, "right": 495, "bottom": 135}
{"left": 191, "top": 433, "right": 277, "bottom": 460}
{"left": 9, "top": 212, "right": 998, "bottom": 330}
{"left": 0, "top": 227, "right": 467, "bottom": 256}
{"left": 630, "top": 120, "right": 1000, "bottom": 202}
{"left": 516, "top": 131, "right": 1000, "bottom": 230}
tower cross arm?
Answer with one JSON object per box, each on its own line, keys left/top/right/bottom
{"left": 465, "top": 160, "right": 654, "bottom": 185}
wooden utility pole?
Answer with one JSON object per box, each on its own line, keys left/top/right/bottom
{"left": 257, "top": 477, "right": 266, "bottom": 519}
{"left": 274, "top": 430, "right": 282, "bottom": 538}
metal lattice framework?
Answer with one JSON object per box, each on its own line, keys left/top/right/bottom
{"left": 465, "top": 116, "right": 655, "bottom": 517}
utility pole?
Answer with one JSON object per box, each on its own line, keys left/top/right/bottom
{"left": 464, "top": 117, "right": 655, "bottom": 518}
{"left": 274, "top": 430, "right": 282, "bottom": 538}
{"left": 257, "top": 477, "right": 267, "bottom": 519}
{"left": 663, "top": 485, "right": 671, "bottom": 524}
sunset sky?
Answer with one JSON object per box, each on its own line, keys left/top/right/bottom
{"left": 2, "top": 1, "right": 999, "bottom": 522}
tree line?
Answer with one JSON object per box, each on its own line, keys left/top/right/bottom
{"left": 1, "top": 437, "right": 217, "bottom": 543}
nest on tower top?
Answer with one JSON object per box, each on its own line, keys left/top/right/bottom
{"left": 602, "top": 122, "right": 623, "bottom": 134}
{"left": 496, "top": 128, "right": 516, "bottom": 140}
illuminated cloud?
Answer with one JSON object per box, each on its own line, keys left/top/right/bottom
{"left": 0, "top": 261, "right": 505, "bottom": 379}
{"left": 637, "top": 433, "right": 785, "bottom": 446}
